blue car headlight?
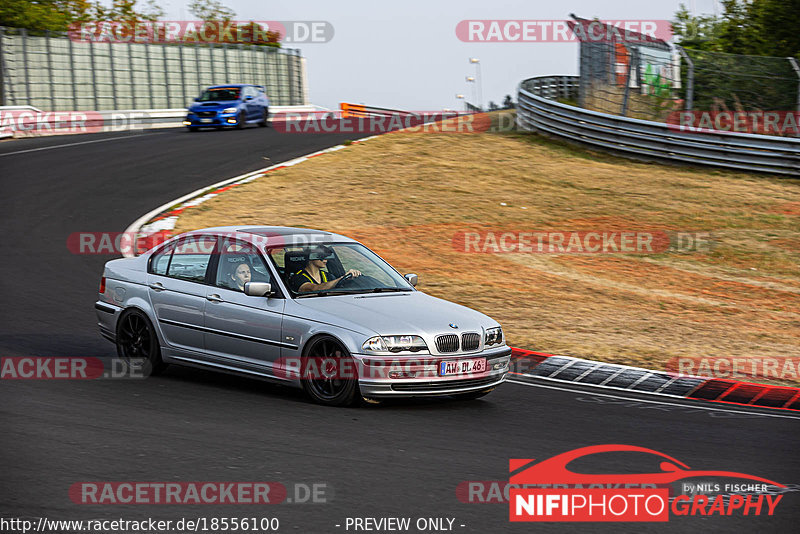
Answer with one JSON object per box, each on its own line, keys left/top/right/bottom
{"left": 222, "top": 107, "right": 238, "bottom": 114}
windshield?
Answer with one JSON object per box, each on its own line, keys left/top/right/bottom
{"left": 267, "top": 243, "right": 414, "bottom": 297}
{"left": 198, "top": 87, "right": 241, "bottom": 101}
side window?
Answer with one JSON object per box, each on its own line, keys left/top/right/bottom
{"left": 149, "top": 243, "right": 174, "bottom": 275}
{"left": 167, "top": 235, "right": 216, "bottom": 283}
{"left": 216, "top": 240, "right": 272, "bottom": 292}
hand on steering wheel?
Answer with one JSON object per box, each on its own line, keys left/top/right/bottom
{"left": 334, "top": 272, "right": 353, "bottom": 288}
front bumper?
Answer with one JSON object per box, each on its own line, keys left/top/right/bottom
{"left": 185, "top": 110, "right": 239, "bottom": 126}
{"left": 354, "top": 346, "right": 511, "bottom": 397}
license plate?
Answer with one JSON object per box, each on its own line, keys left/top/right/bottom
{"left": 439, "top": 357, "right": 487, "bottom": 376}
{"left": 200, "top": 118, "right": 212, "bottom": 123}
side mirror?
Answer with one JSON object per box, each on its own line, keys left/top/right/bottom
{"left": 194, "top": 97, "right": 199, "bottom": 102}
{"left": 245, "top": 95, "right": 254, "bottom": 101}
{"left": 404, "top": 273, "right": 418, "bottom": 287}
{"left": 244, "top": 282, "right": 273, "bottom": 297}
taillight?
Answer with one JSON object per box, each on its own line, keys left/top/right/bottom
{"left": 99, "top": 276, "right": 106, "bottom": 294}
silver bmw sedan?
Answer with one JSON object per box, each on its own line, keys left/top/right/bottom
{"left": 95, "top": 226, "right": 511, "bottom": 406}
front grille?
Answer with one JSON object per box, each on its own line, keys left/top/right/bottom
{"left": 391, "top": 376, "right": 497, "bottom": 391}
{"left": 196, "top": 111, "right": 217, "bottom": 118}
{"left": 461, "top": 332, "right": 480, "bottom": 351}
{"left": 436, "top": 334, "right": 459, "bottom": 353}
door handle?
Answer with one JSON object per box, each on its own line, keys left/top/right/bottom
{"left": 148, "top": 282, "right": 165, "bottom": 291}
{"left": 206, "top": 294, "right": 223, "bottom": 302}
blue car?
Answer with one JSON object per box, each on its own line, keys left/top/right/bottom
{"left": 184, "top": 84, "right": 270, "bottom": 131}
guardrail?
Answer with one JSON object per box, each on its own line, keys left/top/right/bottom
{"left": 517, "top": 75, "right": 800, "bottom": 176}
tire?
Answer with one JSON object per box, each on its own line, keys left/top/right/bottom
{"left": 186, "top": 126, "right": 198, "bottom": 132}
{"left": 236, "top": 110, "right": 246, "bottom": 129}
{"left": 300, "top": 335, "right": 358, "bottom": 406}
{"left": 116, "top": 309, "right": 167, "bottom": 376}
{"left": 452, "top": 387, "right": 495, "bottom": 401}
{"left": 259, "top": 107, "right": 269, "bottom": 127}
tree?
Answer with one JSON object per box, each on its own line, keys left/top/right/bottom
{"left": 502, "top": 94, "right": 515, "bottom": 109}
{"left": 0, "top": 0, "right": 163, "bottom": 32}
{"left": 673, "top": 1, "right": 800, "bottom": 57}
{"left": 488, "top": 101, "right": 499, "bottom": 111}
{"left": 188, "top": 0, "right": 235, "bottom": 22}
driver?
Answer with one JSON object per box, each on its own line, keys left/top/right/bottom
{"left": 289, "top": 245, "right": 361, "bottom": 293}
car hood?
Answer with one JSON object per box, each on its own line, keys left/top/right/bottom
{"left": 294, "top": 291, "right": 498, "bottom": 337}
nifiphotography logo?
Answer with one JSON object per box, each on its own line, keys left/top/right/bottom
{"left": 508, "top": 445, "right": 785, "bottom": 522}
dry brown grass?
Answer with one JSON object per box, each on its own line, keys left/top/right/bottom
{"left": 174, "top": 130, "right": 800, "bottom": 383}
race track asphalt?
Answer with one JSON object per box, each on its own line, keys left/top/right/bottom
{"left": 0, "top": 126, "right": 797, "bottom": 533}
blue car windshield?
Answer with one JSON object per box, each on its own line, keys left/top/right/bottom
{"left": 198, "top": 88, "right": 241, "bottom": 101}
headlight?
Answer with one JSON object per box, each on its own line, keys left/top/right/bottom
{"left": 222, "top": 107, "right": 238, "bottom": 114}
{"left": 362, "top": 335, "right": 428, "bottom": 353}
{"left": 485, "top": 327, "right": 503, "bottom": 346}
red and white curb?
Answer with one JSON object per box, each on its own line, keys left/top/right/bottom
{"left": 510, "top": 348, "right": 800, "bottom": 412}
{"left": 120, "top": 136, "right": 379, "bottom": 257}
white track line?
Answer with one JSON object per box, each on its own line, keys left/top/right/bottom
{"left": 0, "top": 132, "right": 161, "bottom": 157}
{"left": 507, "top": 379, "right": 800, "bottom": 420}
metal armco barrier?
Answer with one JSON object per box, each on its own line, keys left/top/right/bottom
{"left": 517, "top": 75, "right": 800, "bottom": 176}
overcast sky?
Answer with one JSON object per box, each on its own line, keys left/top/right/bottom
{"left": 153, "top": 0, "right": 722, "bottom": 110}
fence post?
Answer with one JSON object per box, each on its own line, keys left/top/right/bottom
{"left": 620, "top": 44, "right": 634, "bottom": 117}
{"left": 46, "top": 31, "right": 56, "bottom": 110}
{"left": 788, "top": 57, "right": 800, "bottom": 114}
{"left": 145, "top": 44, "right": 154, "bottom": 108}
{"left": 88, "top": 36, "right": 99, "bottom": 109}
{"left": 677, "top": 46, "right": 693, "bottom": 111}
{"left": 0, "top": 27, "right": 5, "bottom": 106}
{"left": 109, "top": 39, "right": 118, "bottom": 109}
{"left": 209, "top": 43, "right": 216, "bottom": 84}
{"left": 128, "top": 42, "right": 136, "bottom": 109}
{"left": 178, "top": 43, "right": 186, "bottom": 108}
{"left": 21, "top": 28, "right": 31, "bottom": 106}
{"left": 68, "top": 30, "right": 77, "bottom": 109}
{"left": 223, "top": 44, "right": 230, "bottom": 83}
{"left": 162, "top": 45, "right": 169, "bottom": 108}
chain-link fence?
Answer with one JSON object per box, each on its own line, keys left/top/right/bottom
{"left": 0, "top": 26, "right": 307, "bottom": 111}
{"left": 681, "top": 48, "right": 799, "bottom": 114}
{"left": 571, "top": 17, "right": 800, "bottom": 136}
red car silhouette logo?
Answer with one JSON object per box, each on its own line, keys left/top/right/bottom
{"left": 510, "top": 444, "right": 784, "bottom": 487}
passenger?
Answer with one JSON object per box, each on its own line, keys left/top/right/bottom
{"left": 226, "top": 261, "right": 252, "bottom": 291}
{"left": 289, "top": 246, "right": 361, "bottom": 293}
